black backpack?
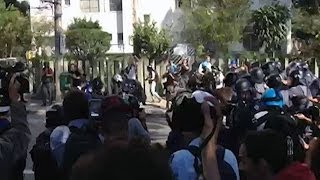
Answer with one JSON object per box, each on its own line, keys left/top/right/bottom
{"left": 62, "top": 124, "right": 102, "bottom": 178}
{"left": 263, "top": 110, "right": 305, "bottom": 162}
{"left": 30, "top": 128, "right": 62, "bottom": 180}
{"left": 185, "top": 145, "right": 237, "bottom": 180}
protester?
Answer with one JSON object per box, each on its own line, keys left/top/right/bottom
{"left": 41, "top": 62, "right": 54, "bottom": 106}
{"left": 69, "top": 64, "right": 82, "bottom": 89}
{"left": 125, "top": 58, "right": 137, "bottom": 80}
{"left": 169, "top": 91, "right": 240, "bottom": 180}
{"left": 0, "top": 74, "right": 31, "bottom": 180}
{"left": 50, "top": 90, "right": 102, "bottom": 179}
{"left": 71, "top": 140, "right": 172, "bottom": 180}
{"left": 127, "top": 96, "right": 150, "bottom": 144}
{"left": 305, "top": 137, "right": 320, "bottom": 179}
{"left": 146, "top": 65, "right": 162, "bottom": 103}
{"left": 178, "top": 57, "right": 190, "bottom": 88}
{"left": 198, "top": 53, "right": 212, "bottom": 75}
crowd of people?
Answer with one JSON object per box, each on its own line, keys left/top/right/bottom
{"left": 0, "top": 54, "right": 320, "bottom": 180}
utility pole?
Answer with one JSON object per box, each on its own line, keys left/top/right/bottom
{"left": 54, "top": 0, "right": 63, "bottom": 101}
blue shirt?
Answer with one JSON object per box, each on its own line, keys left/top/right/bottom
{"left": 170, "top": 137, "right": 240, "bottom": 180}
{"left": 168, "top": 64, "right": 178, "bottom": 74}
{"left": 50, "top": 119, "right": 90, "bottom": 167}
{"left": 199, "top": 61, "right": 212, "bottom": 73}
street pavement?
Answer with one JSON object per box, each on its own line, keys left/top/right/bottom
{"left": 23, "top": 99, "right": 170, "bottom": 180}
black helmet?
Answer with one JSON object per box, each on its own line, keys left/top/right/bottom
{"left": 235, "top": 78, "right": 252, "bottom": 94}
{"left": 266, "top": 73, "right": 282, "bottom": 89}
{"left": 13, "top": 62, "right": 25, "bottom": 72}
{"left": 91, "top": 77, "right": 104, "bottom": 91}
{"left": 289, "top": 69, "right": 306, "bottom": 86}
{"left": 286, "top": 61, "right": 299, "bottom": 76}
{"left": 250, "top": 61, "right": 261, "bottom": 69}
{"left": 224, "top": 72, "right": 238, "bottom": 88}
{"left": 250, "top": 67, "right": 265, "bottom": 84}
{"left": 261, "top": 61, "right": 280, "bottom": 76}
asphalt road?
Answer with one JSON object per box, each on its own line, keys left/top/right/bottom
{"left": 23, "top": 100, "right": 170, "bottom": 180}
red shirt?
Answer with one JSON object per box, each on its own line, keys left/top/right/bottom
{"left": 275, "top": 162, "right": 316, "bottom": 180}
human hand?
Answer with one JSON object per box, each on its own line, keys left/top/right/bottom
{"left": 9, "top": 74, "right": 20, "bottom": 103}
{"left": 201, "top": 96, "right": 222, "bottom": 141}
{"left": 295, "top": 113, "right": 307, "bottom": 120}
{"left": 295, "top": 113, "right": 312, "bottom": 123}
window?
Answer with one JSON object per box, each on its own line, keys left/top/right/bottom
{"left": 176, "top": 0, "right": 182, "bottom": 8}
{"left": 65, "top": 0, "right": 70, "bottom": 5}
{"left": 144, "top": 14, "right": 150, "bottom": 23}
{"left": 110, "top": 0, "right": 122, "bottom": 11}
{"left": 117, "top": 33, "right": 123, "bottom": 44}
{"left": 80, "top": 0, "right": 99, "bottom": 12}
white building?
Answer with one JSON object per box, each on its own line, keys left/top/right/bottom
{"left": 29, "top": 0, "right": 180, "bottom": 54}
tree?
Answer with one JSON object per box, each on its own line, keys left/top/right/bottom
{"left": 132, "top": 20, "right": 170, "bottom": 62}
{"left": 4, "top": 0, "right": 29, "bottom": 16}
{"left": 251, "top": 4, "right": 290, "bottom": 56}
{"left": 0, "top": 0, "right": 31, "bottom": 58}
{"left": 66, "top": 18, "right": 111, "bottom": 74}
{"left": 32, "top": 17, "right": 54, "bottom": 48}
{"left": 291, "top": 1, "right": 320, "bottom": 57}
{"left": 181, "top": 0, "right": 250, "bottom": 57}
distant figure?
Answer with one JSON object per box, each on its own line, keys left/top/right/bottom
{"left": 198, "top": 54, "right": 212, "bottom": 75}
{"left": 41, "top": 62, "right": 54, "bottom": 106}
{"left": 69, "top": 64, "right": 82, "bottom": 89}
{"left": 146, "top": 65, "right": 161, "bottom": 103}
{"left": 125, "top": 59, "right": 137, "bottom": 80}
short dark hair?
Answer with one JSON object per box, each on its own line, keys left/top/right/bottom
{"left": 71, "top": 140, "right": 172, "bottom": 180}
{"left": 63, "top": 90, "right": 89, "bottom": 122}
{"left": 244, "top": 129, "right": 288, "bottom": 174}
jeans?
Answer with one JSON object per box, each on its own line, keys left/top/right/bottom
{"left": 150, "top": 81, "right": 161, "bottom": 101}
{"left": 42, "top": 82, "right": 52, "bottom": 105}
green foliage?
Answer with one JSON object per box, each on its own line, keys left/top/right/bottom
{"left": 32, "top": 17, "right": 54, "bottom": 47}
{"left": 291, "top": 0, "right": 320, "bottom": 57}
{"left": 0, "top": 0, "right": 31, "bottom": 58}
{"left": 181, "top": 0, "right": 250, "bottom": 56}
{"left": 251, "top": 4, "right": 290, "bottom": 54}
{"left": 293, "top": 0, "right": 320, "bottom": 15}
{"left": 132, "top": 21, "right": 170, "bottom": 60}
{"left": 4, "top": 0, "right": 30, "bottom": 16}
{"left": 66, "top": 18, "right": 111, "bottom": 64}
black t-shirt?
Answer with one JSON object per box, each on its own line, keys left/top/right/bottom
{"left": 70, "top": 70, "right": 81, "bottom": 87}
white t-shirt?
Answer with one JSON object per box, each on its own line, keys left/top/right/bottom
{"left": 127, "top": 65, "right": 136, "bottom": 80}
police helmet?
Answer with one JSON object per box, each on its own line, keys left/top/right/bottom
{"left": 235, "top": 78, "right": 252, "bottom": 94}
{"left": 224, "top": 72, "right": 238, "bottom": 87}
{"left": 250, "top": 67, "right": 265, "bottom": 84}
{"left": 266, "top": 73, "right": 282, "bottom": 89}
{"left": 289, "top": 69, "right": 306, "bottom": 86}
{"left": 91, "top": 77, "right": 104, "bottom": 91}
{"left": 261, "top": 61, "right": 280, "bottom": 76}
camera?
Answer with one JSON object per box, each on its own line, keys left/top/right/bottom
{"left": 0, "top": 62, "right": 29, "bottom": 111}
{"left": 89, "top": 99, "right": 102, "bottom": 122}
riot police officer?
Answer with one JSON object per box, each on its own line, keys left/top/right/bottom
{"left": 250, "top": 67, "right": 267, "bottom": 99}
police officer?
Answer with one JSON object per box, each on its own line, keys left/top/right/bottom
{"left": 250, "top": 67, "right": 267, "bottom": 99}
{"left": 227, "top": 78, "right": 258, "bottom": 155}
{"left": 288, "top": 70, "right": 316, "bottom": 106}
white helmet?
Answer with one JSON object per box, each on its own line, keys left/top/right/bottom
{"left": 113, "top": 74, "right": 123, "bottom": 82}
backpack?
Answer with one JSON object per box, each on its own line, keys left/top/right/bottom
{"left": 30, "top": 128, "right": 62, "bottom": 180}
{"left": 185, "top": 145, "right": 237, "bottom": 180}
{"left": 62, "top": 124, "right": 102, "bottom": 178}
{"left": 261, "top": 110, "right": 305, "bottom": 162}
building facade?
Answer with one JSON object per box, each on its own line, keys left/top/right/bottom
{"left": 29, "top": 0, "right": 180, "bottom": 54}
